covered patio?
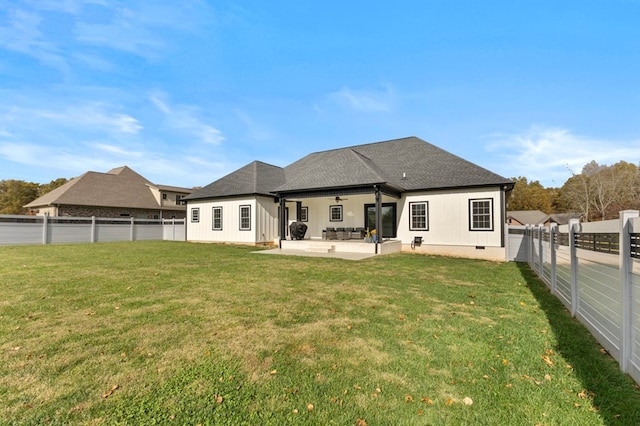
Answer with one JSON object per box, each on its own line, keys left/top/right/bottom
{"left": 279, "top": 237, "right": 402, "bottom": 256}
{"left": 276, "top": 182, "right": 403, "bottom": 256}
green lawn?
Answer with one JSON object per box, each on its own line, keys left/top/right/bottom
{"left": 1, "top": 241, "right": 639, "bottom": 425}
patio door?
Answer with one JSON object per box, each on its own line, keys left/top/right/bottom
{"left": 364, "top": 203, "right": 397, "bottom": 238}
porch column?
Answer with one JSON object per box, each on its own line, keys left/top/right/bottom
{"left": 375, "top": 185, "right": 382, "bottom": 254}
{"left": 296, "top": 201, "right": 302, "bottom": 220}
{"left": 279, "top": 197, "right": 286, "bottom": 248}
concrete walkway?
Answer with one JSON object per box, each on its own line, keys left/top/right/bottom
{"left": 253, "top": 248, "right": 377, "bottom": 261}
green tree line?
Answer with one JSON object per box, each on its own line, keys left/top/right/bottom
{"left": 508, "top": 160, "right": 640, "bottom": 221}
{"left": 0, "top": 178, "right": 68, "bottom": 214}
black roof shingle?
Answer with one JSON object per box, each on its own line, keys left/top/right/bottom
{"left": 185, "top": 137, "right": 513, "bottom": 201}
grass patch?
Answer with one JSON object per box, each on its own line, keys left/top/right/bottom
{"left": 1, "top": 241, "right": 639, "bottom": 425}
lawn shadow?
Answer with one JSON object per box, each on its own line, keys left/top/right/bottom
{"left": 515, "top": 262, "right": 640, "bottom": 425}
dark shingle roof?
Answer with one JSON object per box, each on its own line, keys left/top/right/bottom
{"left": 183, "top": 161, "right": 285, "bottom": 201}
{"left": 276, "top": 136, "right": 512, "bottom": 193}
{"left": 184, "top": 137, "right": 512, "bottom": 201}
{"left": 25, "top": 166, "right": 185, "bottom": 210}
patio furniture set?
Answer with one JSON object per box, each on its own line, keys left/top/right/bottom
{"left": 322, "top": 227, "right": 366, "bottom": 240}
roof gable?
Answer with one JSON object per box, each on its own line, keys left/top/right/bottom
{"left": 507, "top": 210, "right": 550, "bottom": 225}
{"left": 277, "top": 136, "right": 512, "bottom": 193}
{"left": 25, "top": 166, "right": 162, "bottom": 210}
{"left": 184, "top": 161, "right": 285, "bottom": 200}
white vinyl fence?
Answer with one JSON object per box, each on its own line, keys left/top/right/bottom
{"left": 512, "top": 210, "right": 640, "bottom": 384}
{"left": 0, "top": 214, "right": 186, "bottom": 245}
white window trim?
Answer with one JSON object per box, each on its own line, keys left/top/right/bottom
{"left": 212, "top": 206, "right": 223, "bottom": 231}
{"left": 409, "top": 201, "right": 429, "bottom": 231}
{"left": 239, "top": 205, "right": 251, "bottom": 231}
{"left": 329, "top": 205, "right": 343, "bottom": 222}
{"left": 469, "top": 198, "right": 493, "bottom": 231}
{"left": 300, "top": 206, "right": 308, "bottom": 222}
{"left": 191, "top": 207, "right": 200, "bottom": 223}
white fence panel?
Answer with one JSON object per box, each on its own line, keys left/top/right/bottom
{"left": 555, "top": 244, "right": 573, "bottom": 309}
{"left": 532, "top": 228, "right": 541, "bottom": 272}
{"left": 507, "top": 226, "right": 527, "bottom": 261}
{"left": 576, "top": 250, "right": 622, "bottom": 360}
{"left": 511, "top": 214, "right": 639, "bottom": 385}
{"left": 133, "top": 221, "right": 163, "bottom": 241}
{"left": 0, "top": 218, "right": 43, "bottom": 245}
{"left": 163, "top": 221, "right": 185, "bottom": 241}
{"left": 49, "top": 221, "right": 92, "bottom": 244}
{"left": 95, "top": 223, "right": 130, "bottom": 242}
{"left": 630, "top": 259, "right": 640, "bottom": 384}
{"left": 541, "top": 232, "right": 552, "bottom": 286}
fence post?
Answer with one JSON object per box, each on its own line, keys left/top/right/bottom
{"left": 130, "top": 217, "right": 135, "bottom": 241}
{"left": 569, "top": 218, "right": 580, "bottom": 317}
{"left": 538, "top": 225, "right": 544, "bottom": 277}
{"left": 91, "top": 216, "right": 97, "bottom": 243}
{"left": 550, "top": 223, "right": 557, "bottom": 294}
{"left": 42, "top": 214, "right": 48, "bottom": 245}
{"left": 526, "top": 225, "right": 532, "bottom": 266}
{"left": 620, "top": 210, "right": 639, "bottom": 373}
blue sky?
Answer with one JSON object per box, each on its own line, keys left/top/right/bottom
{"left": 0, "top": 0, "right": 638, "bottom": 189}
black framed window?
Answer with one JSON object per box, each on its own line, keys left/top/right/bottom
{"left": 409, "top": 201, "right": 429, "bottom": 231}
{"left": 191, "top": 208, "right": 200, "bottom": 223}
{"left": 239, "top": 205, "right": 251, "bottom": 230}
{"left": 329, "top": 205, "right": 343, "bottom": 222}
{"left": 212, "top": 206, "right": 222, "bottom": 230}
{"left": 469, "top": 198, "right": 493, "bottom": 231}
{"left": 300, "top": 206, "right": 308, "bottom": 222}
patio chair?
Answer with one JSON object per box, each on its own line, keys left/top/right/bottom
{"left": 325, "top": 228, "right": 337, "bottom": 240}
{"left": 353, "top": 227, "right": 365, "bottom": 239}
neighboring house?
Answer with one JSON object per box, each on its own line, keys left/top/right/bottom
{"left": 507, "top": 210, "right": 550, "bottom": 226}
{"left": 507, "top": 210, "right": 582, "bottom": 226}
{"left": 25, "top": 166, "right": 192, "bottom": 219}
{"left": 184, "top": 136, "right": 514, "bottom": 260}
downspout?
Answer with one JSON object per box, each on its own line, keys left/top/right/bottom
{"left": 500, "top": 186, "right": 506, "bottom": 248}
{"left": 279, "top": 197, "right": 286, "bottom": 249}
{"left": 374, "top": 185, "right": 381, "bottom": 255}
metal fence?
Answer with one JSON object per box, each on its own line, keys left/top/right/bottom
{"left": 513, "top": 210, "right": 640, "bottom": 385}
{"left": 0, "top": 215, "right": 186, "bottom": 245}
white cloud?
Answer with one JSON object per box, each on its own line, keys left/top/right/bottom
{"left": 150, "top": 94, "right": 224, "bottom": 145}
{"left": 486, "top": 125, "right": 640, "bottom": 186}
{"left": 327, "top": 85, "right": 395, "bottom": 112}
{"left": 0, "top": 7, "right": 70, "bottom": 73}
{"left": 3, "top": 103, "right": 142, "bottom": 135}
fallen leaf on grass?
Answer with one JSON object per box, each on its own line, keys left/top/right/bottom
{"left": 405, "top": 394, "right": 414, "bottom": 402}
{"left": 542, "top": 355, "right": 554, "bottom": 367}
{"left": 445, "top": 398, "right": 454, "bottom": 406}
{"left": 463, "top": 397, "right": 473, "bottom": 405}
{"left": 420, "top": 397, "right": 433, "bottom": 405}
{"left": 307, "top": 403, "right": 314, "bottom": 411}
{"left": 102, "top": 385, "right": 119, "bottom": 398}
{"left": 214, "top": 394, "right": 223, "bottom": 404}
{"left": 270, "top": 369, "right": 277, "bottom": 375}
{"left": 355, "top": 419, "right": 367, "bottom": 426}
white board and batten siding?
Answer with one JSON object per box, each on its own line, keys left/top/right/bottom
{"left": 186, "top": 196, "right": 278, "bottom": 244}
{"left": 396, "top": 187, "right": 506, "bottom": 260}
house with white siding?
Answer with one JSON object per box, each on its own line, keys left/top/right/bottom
{"left": 183, "top": 136, "right": 514, "bottom": 261}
